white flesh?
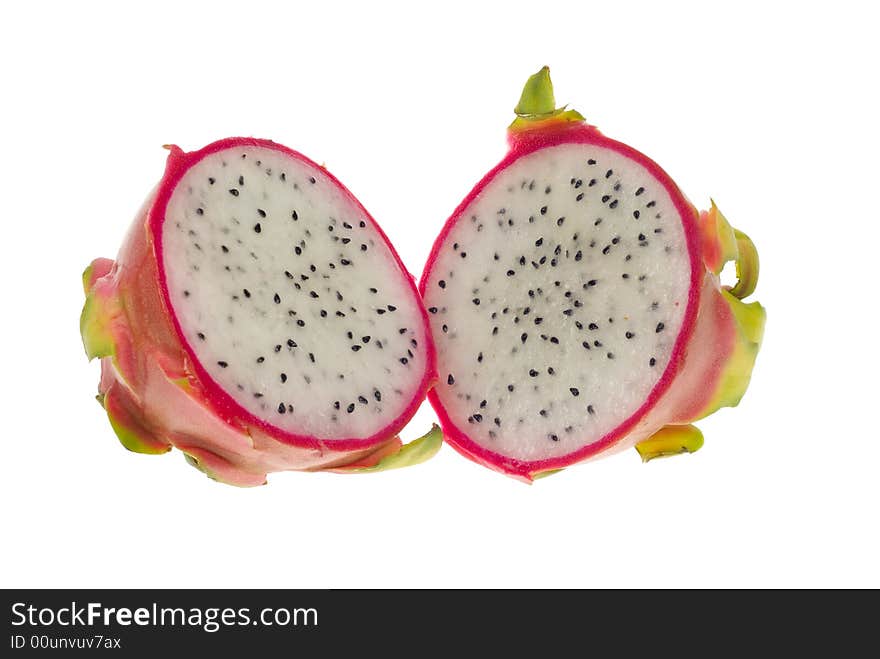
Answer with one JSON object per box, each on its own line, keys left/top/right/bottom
{"left": 163, "top": 146, "right": 427, "bottom": 440}
{"left": 423, "top": 144, "right": 691, "bottom": 462}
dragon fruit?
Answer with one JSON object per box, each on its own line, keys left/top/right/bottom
{"left": 81, "top": 137, "right": 439, "bottom": 486}
{"left": 420, "top": 68, "right": 765, "bottom": 481}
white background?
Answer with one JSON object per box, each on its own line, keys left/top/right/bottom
{"left": 2, "top": 1, "right": 877, "bottom": 588}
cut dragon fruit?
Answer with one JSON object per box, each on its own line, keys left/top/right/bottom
{"left": 81, "top": 138, "right": 439, "bottom": 486}
{"left": 420, "top": 68, "right": 765, "bottom": 481}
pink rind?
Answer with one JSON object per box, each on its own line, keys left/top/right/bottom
{"left": 149, "top": 138, "right": 437, "bottom": 453}
{"left": 419, "top": 124, "right": 705, "bottom": 480}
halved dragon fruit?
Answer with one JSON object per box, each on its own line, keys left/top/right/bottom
{"left": 420, "top": 68, "right": 765, "bottom": 481}
{"left": 81, "top": 138, "right": 439, "bottom": 486}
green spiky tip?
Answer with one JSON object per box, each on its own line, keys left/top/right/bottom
{"left": 510, "top": 67, "right": 585, "bottom": 132}
{"left": 636, "top": 424, "right": 705, "bottom": 462}
{"left": 80, "top": 292, "right": 115, "bottom": 360}
{"left": 350, "top": 425, "right": 442, "bottom": 473}
{"left": 515, "top": 66, "right": 557, "bottom": 116}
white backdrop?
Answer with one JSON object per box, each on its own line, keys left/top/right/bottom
{"left": 2, "top": 0, "right": 877, "bottom": 588}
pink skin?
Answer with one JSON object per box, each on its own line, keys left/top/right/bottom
{"left": 420, "top": 123, "right": 736, "bottom": 481}
{"left": 87, "top": 138, "right": 436, "bottom": 485}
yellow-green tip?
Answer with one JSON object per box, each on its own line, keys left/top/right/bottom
{"left": 635, "top": 424, "right": 705, "bottom": 462}
{"left": 515, "top": 66, "right": 557, "bottom": 116}
{"left": 510, "top": 67, "right": 585, "bottom": 132}
{"left": 349, "top": 425, "right": 443, "bottom": 473}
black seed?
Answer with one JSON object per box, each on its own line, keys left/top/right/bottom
{"left": 400, "top": 357, "right": 409, "bottom": 364}
{"left": 589, "top": 323, "right": 599, "bottom": 330}
{"left": 197, "top": 332, "right": 205, "bottom": 340}
{"left": 387, "top": 305, "right": 397, "bottom": 312}
{"left": 374, "top": 390, "right": 382, "bottom": 402}
{"left": 292, "top": 210, "right": 298, "bottom": 220}
{"left": 656, "top": 322, "right": 666, "bottom": 333}
{"left": 540, "top": 206, "right": 547, "bottom": 215}
{"left": 273, "top": 293, "right": 281, "bottom": 304}
{"left": 428, "top": 307, "right": 438, "bottom": 314}
{"left": 208, "top": 177, "right": 215, "bottom": 185}
{"left": 351, "top": 345, "right": 361, "bottom": 352}
{"left": 492, "top": 327, "right": 498, "bottom": 335}
{"left": 607, "top": 352, "right": 614, "bottom": 359}
{"left": 647, "top": 201, "right": 656, "bottom": 208}
{"left": 334, "top": 401, "right": 340, "bottom": 410}
{"left": 361, "top": 244, "right": 368, "bottom": 251}
{"left": 534, "top": 317, "right": 543, "bottom": 325}
{"left": 217, "top": 361, "right": 228, "bottom": 368}
{"left": 376, "top": 308, "right": 386, "bottom": 315}
{"left": 550, "top": 337, "right": 559, "bottom": 344}
{"left": 274, "top": 344, "right": 282, "bottom": 352}
{"left": 588, "top": 405, "right": 595, "bottom": 415}
{"left": 309, "top": 176, "right": 317, "bottom": 184}
{"left": 605, "top": 169, "right": 613, "bottom": 179}
{"left": 635, "top": 187, "right": 645, "bottom": 196}
{"left": 576, "top": 193, "right": 584, "bottom": 201}
{"left": 358, "top": 396, "right": 368, "bottom": 405}
{"left": 439, "top": 279, "right": 447, "bottom": 288}
{"left": 472, "top": 298, "right": 481, "bottom": 305}
{"left": 602, "top": 245, "right": 611, "bottom": 255}
{"left": 521, "top": 333, "right": 528, "bottom": 343}
{"left": 347, "top": 403, "right": 355, "bottom": 413}
{"left": 529, "top": 369, "right": 539, "bottom": 377}
{"left": 609, "top": 200, "right": 619, "bottom": 209}
{"left": 278, "top": 403, "right": 286, "bottom": 414}
{"left": 257, "top": 208, "right": 266, "bottom": 218}
{"left": 588, "top": 159, "right": 597, "bottom": 165}
{"left": 602, "top": 195, "right": 611, "bottom": 203}
{"left": 539, "top": 409, "right": 548, "bottom": 417}
{"left": 309, "top": 353, "right": 316, "bottom": 363}
{"left": 243, "top": 288, "right": 251, "bottom": 298}
{"left": 494, "top": 417, "right": 501, "bottom": 426}
{"left": 442, "top": 324, "right": 448, "bottom": 333}
{"left": 287, "top": 339, "right": 297, "bottom": 348}
{"left": 361, "top": 335, "right": 371, "bottom": 343}
{"left": 650, "top": 357, "right": 657, "bottom": 366}
{"left": 633, "top": 210, "right": 641, "bottom": 219}
{"left": 535, "top": 237, "right": 544, "bottom": 247}
{"left": 548, "top": 367, "right": 555, "bottom": 375}
{"left": 507, "top": 270, "right": 515, "bottom": 277}
{"left": 508, "top": 384, "right": 515, "bottom": 392}
{"left": 341, "top": 258, "right": 351, "bottom": 266}
{"left": 570, "top": 387, "right": 580, "bottom": 396}
{"left": 229, "top": 189, "right": 239, "bottom": 196}
{"left": 582, "top": 341, "right": 591, "bottom": 350}
{"left": 562, "top": 309, "right": 573, "bottom": 316}
{"left": 557, "top": 217, "right": 565, "bottom": 226}
{"left": 254, "top": 223, "right": 262, "bottom": 233}
{"left": 310, "top": 291, "right": 319, "bottom": 299}
{"left": 612, "top": 236, "right": 620, "bottom": 245}
{"left": 280, "top": 373, "right": 287, "bottom": 383}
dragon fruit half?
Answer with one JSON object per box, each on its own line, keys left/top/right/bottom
{"left": 420, "top": 68, "right": 765, "bottom": 481}
{"left": 81, "top": 138, "right": 439, "bottom": 486}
